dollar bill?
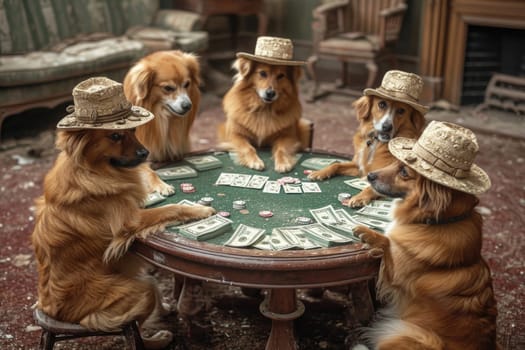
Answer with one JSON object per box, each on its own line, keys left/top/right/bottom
{"left": 230, "top": 174, "right": 252, "bottom": 187}
{"left": 301, "top": 182, "right": 322, "bottom": 193}
{"left": 301, "top": 223, "right": 355, "bottom": 247}
{"left": 277, "top": 226, "right": 321, "bottom": 249}
{"left": 215, "top": 172, "right": 236, "bottom": 185}
{"left": 357, "top": 206, "right": 392, "bottom": 221}
{"left": 344, "top": 178, "right": 370, "bottom": 190}
{"left": 156, "top": 165, "right": 198, "bottom": 180}
{"left": 326, "top": 209, "right": 362, "bottom": 239}
{"left": 262, "top": 180, "right": 281, "bottom": 194}
{"left": 283, "top": 184, "right": 302, "bottom": 194}
{"left": 367, "top": 199, "right": 395, "bottom": 211}
{"left": 178, "top": 215, "right": 232, "bottom": 241}
{"left": 301, "top": 157, "right": 343, "bottom": 170}
{"left": 351, "top": 213, "right": 390, "bottom": 232}
{"left": 185, "top": 155, "right": 222, "bottom": 170}
{"left": 144, "top": 191, "right": 166, "bottom": 207}
{"left": 224, "top": 224, "right": 266, "bottom": 247}
{"left": 176, "top": 199, "right": 196, "bottom": 206}
{"left": 310, "top": 205, "right": 340, "bottom": 225}
{"left": 268, "top": 229, "right": 297, "bottom": 250}
{"left": 252, "top": 234, "right": 274, "bottom": 250}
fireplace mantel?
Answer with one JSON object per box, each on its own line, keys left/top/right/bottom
{"left": 420, "top": 0, "right": 525, "bottom": 105}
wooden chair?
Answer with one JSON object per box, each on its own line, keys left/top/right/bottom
{"left": 306, "top": 0, "right": 407, "bottom": 101}
{"left": 33, "top": 309, "right": 144, "bottom": 350}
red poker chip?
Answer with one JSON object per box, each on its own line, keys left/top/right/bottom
{"left": 182, "top": 186, "right": 196, "bottom": 193}
{"left": 303, "top": 170, "right": 313, "bottom": 175}
{"left": 217, "top": 211, "right": 231, "bottom": 218}
{"left": 259, "top": 210, "right": 273, "bottom": 218}
{"left": 180, "top": 183, "right": 192, "bottom": 188}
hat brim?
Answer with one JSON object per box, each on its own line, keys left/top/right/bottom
{"left": 236, "top": 52, "right": 305, "bottom": 66}
{"left": 56, "top": 106, "right": 154, "bottom": 130}
{"left": 388, "top": 137, "right": 491, "bottom": 195}
{"left": 364, "top": 88, "right": 429, "bottom": 115}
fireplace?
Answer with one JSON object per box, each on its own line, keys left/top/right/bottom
{"left": 419, "top": 0, "right": 525, "bottom": 106}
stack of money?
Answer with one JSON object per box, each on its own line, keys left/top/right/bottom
{"left": 177, "top": 215, "right": 233, "bottom": 241}
{"left": 344, "top": 178, "right": 370, "bottom": 190}
{"left": 301, "top": 223, "right": 355, "bottom": 247}
{"left": 224, "top": 224, "right": 266, "bottom": 247}
{"left": 301, "top": 157, "right": 343, "bottom": 170}
{"left": 144, "top": 191, "right": 166, "bottom": 207}
{"left": 268, "top": 229, "right": 298, "bottom": 250}
{"left": 185, "top": 155, "right": 222, "bottom": 171}
{"left": 275, "top": 226, "right": 321, "bottom": 249}
{"left": 156, "top": 165, "right": 198, "bottom": 180}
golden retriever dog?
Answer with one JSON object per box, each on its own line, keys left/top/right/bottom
{"left": 309, "top": 70, "right": 427, "bottom": 207}
{"left": 218, "top": 39, "right": 312, "bottom": 173}
{"left": 352, "top": 121, "right": 499, "bottom": 350}
{"left": 124, "top": 50, "right": 202, "bottom": 195}
{"left": 32, "top": 128, "right": 215, "bottom": 349}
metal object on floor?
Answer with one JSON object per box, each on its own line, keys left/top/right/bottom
{"left": 33, "top": 308, "right": 144, "bottom": 350}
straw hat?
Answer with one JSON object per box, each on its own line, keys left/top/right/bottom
{"left": 57, "top": 77, "right": 154, "bottom": 130}
{"left": 236, "top": 36, "right": 305, "bottom": 66}
{"left": 364, "top": 70, "right": 429, "bottom": 114}
{"left": 389, "top": 121, "right": 491, "bottom": 195}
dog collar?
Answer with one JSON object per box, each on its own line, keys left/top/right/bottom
{"left": 424, "top": 212, "right": 471, "bottom": 225}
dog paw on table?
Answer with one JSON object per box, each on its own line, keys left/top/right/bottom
{"left": 274, "top": 153, "right": 297, "bottom": 173}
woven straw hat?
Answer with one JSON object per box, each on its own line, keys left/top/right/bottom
{"left": 236, "top": 36, "right": 305, "bottom": 66}
{"left": 389, "top": 121, "right": 491, "bottom": 194}
{"left": 364, "top": 70, "right": 429, "bottom": 114}
{"left": 57, "top": 77, "right": 154, "bottom": 130}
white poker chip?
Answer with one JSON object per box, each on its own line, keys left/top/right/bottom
{"left": 200, "top": 196, "right": 214, "bottom": 204}
{"left": 295, "top": 216, "right": 313, "bottom": 224}
{"left": 337, "top": 193, "right": 352, "bottom": 202}
{"left": 232, "top": 200, "right": 247, "bottom": 209}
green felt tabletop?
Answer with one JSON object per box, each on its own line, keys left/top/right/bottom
{"left": 152, "top": 150, "right": 365, "bottom": 246}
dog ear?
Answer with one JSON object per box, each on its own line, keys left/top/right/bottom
{"left": 417, "top": 177, "right": 452, "bottom": 218}
{"left": 352, "top": 96, "right": 372, "bottom": 122}
{"left": 232, "top": 57, "right": 253, "bottom": 81}
{"left": 55, "top": 130, "right": 89, "bottom": 161}
{"left": 181, "top": 52, "right": 202, "bottom": 88}
{"left": 410, "top": 110, "right": 426, "bottom": 133}
{"left": 123, "top": 62, "right": 154, "bottom": 104}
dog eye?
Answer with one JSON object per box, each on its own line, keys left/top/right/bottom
{"left": 378, "top": 101, "right": 387, "bottom": 109}
{"left": 259, "top": 70, "right": 267, "bottom": 78}
{"left": 163, "top": 85, "right": 176, "bottom": 93}
{"left": 400, "top": 166, "right": 409, "bottom": 178}
{"left": 277, "top": 73, "right": 285, "bottom": 80}
{"left": 183, "top": 81, "right": 190, "bottom": 89}
{"left": 396, "top": 108, "right": 406, "bottom": 115}
{"left": 109, "top": 133, "right": 123, "bottom": 142}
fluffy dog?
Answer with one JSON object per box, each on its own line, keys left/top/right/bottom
{"left": 308, "top": 70, "right": 427, "bottom": 207}
{"left": 32, "top": 127, "right": 215, "bottom": 349}
{"left": 352, "top": 121, "right": 498, "bottom": 350}
{"left": 218, "top": 37, "right": 312, "bottom": 173}
{"left": 124, "top": 50, "right": 202, "bottom": 195}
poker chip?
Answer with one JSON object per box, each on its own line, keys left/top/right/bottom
{"left": 239, "top": 209, "right": 250, "bottom": 215}
{"left": 217, "top": 211, "right": 231, "bottom": 218}
{"left": 259, "top": 210, "right": 274, "bottom": 218}
{"left": 337, "top": 193, "right": 352, "bottom": 202}
{"left": 200, "top": 197, "right": 214, "bottom": 205}
{"left": 295, "top": 216, "right": 313, "bottom": 225}
{"left": 233, "top": 200, "right": 247, "bottom": 209}
{"left": 182, "top": 186, "right": 196, "bottom": 193}
{"left": 278, "top": 176, "right": 301, "bottom": 185}
{"left": 303, "top": 169, "right": 313, "bottom": 175}
{"left": 180, "top": 183, "right": 192, "bottom": 188}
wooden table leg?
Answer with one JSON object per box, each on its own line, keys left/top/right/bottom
{"left": 259, "top": 288, "right": 305, "bottom": 350}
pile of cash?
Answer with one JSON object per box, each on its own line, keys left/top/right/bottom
{"left": 301, "top": 157, "right": 344, "bottom": 170}
{"left": 156, "top": 165, "right": 197, "bottom": 180}
{"left": 177, "top": 215, "right": 233, "bottom": 241}
{"left": 185, "top": 155, "right": 222, "bottom": 171}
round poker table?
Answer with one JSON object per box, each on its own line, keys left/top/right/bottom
{"left": 132, "top": 149, "right": 380, "bottom": 350}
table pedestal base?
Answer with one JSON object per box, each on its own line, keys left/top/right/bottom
{"left": 259, "top": 288, "right": 305, "bottom": 350}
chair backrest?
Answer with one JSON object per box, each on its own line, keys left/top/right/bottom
{"left": 349, "top": 0, "right": 405, "bottom": 35}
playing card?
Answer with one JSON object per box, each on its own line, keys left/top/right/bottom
{"left": 215, "top": 172, "right": 236, "bottom": 185}
{"left": 301, "top": 182, "right": 322, "bottom": 193}
{"left": 262, "top": 180, "right": 281, "bottom": 194}
{"left": 246, "top": 175, "right": 269, "bottom": 189}
{"left": 283, "top": 184, "right": 302, "bottom": 194}
{"left": 230, "top": 174, "right": 252, "bottom": 187}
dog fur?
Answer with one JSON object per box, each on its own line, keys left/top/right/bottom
{"left": 352, "top": 161, "right": 499, "bottom": 350}
{"left": 124, "top": 50, "right": 202, "bottom": 196}
{"left": 218, "top": 57, "right": 311, "bottom": 173}
{"left": 308, "top": 95, "right": 425, "bottom": 207}
{"left": 31, "top": 129, "right": 215, "bottom": 349}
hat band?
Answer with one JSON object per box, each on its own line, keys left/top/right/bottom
{"left": 67, "top": 103, "right": 140, "bottom": 125}
{"left": 376, "top": 87, "right": 418, "bottom": 103}
{"left": 412, "top": 142, "right": 471, "bottom": 179}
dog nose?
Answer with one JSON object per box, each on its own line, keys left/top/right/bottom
{"left": 181, "top": 100, "right": 192, "bottom": 112}
{"left": 136, "top": 148, "right": 149, "bottom": 159}
{"left": 367, "top": 172, "right": 377, "bottom": 182}
{"left": 265, "top": 89, "right": 276, "bottom": 99}
{"left": 382, "top": 122, "right": 392, "bottom": 132}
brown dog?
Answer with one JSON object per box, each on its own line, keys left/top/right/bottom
{"left": 32, "top": 78, "right": 215, "bottom": 349}
{"left": 124, "top": 50, "right": 202, "bottom": 195}
{"left": 308, "top": 70, "right": 427, "bottom": 207}
{"left": 352, "top": 121, "right": 498, "bottom": 350}
{"left": 218, "top": 36, "right": 311, "bottom": 173}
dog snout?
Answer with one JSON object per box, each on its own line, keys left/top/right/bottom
{"left": 265, "top": 89, "right": 276, "bottom": 99}
{"left": 136, "top": 147, "right": 149, "bottom": 160}
{"left": 181, "top": 99, "right": 192, "bottom": 113}
{"left": 367, "top": 172, "right": 378, "bottom": 183}
{"left": 381, "top": 121, "right": 393, "bottom": 132}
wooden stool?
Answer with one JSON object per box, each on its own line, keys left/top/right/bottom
{"left": 33, "top": 309, "right": 144, "bottom": 350}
